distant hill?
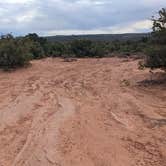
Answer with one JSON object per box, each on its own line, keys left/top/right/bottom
{"left": 46, "top": 33, "right": 150, "bottom": 42}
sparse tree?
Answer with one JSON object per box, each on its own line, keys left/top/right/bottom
{"left": 144, "top": 8, "right": 166, "bottom": 70}
{"left": 152, "top": 8, "right": 166, "bottom": 32}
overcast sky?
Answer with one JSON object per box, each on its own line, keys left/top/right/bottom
{"left": 0, "top": 0, "right": 166, "bottom": 36}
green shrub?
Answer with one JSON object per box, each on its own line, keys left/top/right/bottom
{"left": 70, "top": 40, "right": 105, "bottom": 58}
{"left": 70, "top": 40, "right": 92, "bottom": 57}
{"left": 145, "top": 45, "right": 166, "bottom": 69}
{"left": 28, "top": 41, "right": 45, "bottom": 59}
{"left": 47, "top": 42, "right": 66, "bottom": 57}
{"left": 144, "top": 8, "right": 166, "bottom": 70}
{"left": 0, "top": 36, "right": 31, "bottom": 70}
{"left": 22, "top": 34, "right": 46, "bottom": 59}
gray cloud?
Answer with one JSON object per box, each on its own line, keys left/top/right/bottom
{"left": 0, "top": 0, "right": 166, "bottom": 35}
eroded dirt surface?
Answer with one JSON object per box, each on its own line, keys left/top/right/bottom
{"left": 0, "top": 57, "right": 166, "bottom": 166}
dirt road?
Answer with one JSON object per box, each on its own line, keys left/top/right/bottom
{"left": 0, "top": 57, "right": 166, "bottom": 166}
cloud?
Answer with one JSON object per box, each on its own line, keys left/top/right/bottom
{"left": 75, "top": 0, "right": 112, "bottom": 6}
{"left": 43, "top": 19, "right": 152, "bottom": 36}
{"left": 108, "top": 20, "right": 152, "bottom": 33}
{"left": 0, "top": 0, "right": 165, "bottom": 35}
{"left": 4, "top": 0, "right": 35, "bottom": 4}
{"left": 15, "top": 10, "right": 38, "bottom": 23}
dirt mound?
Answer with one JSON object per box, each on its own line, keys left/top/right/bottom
{"left": 0, "top": 57, "right": 165, "bottom": 166}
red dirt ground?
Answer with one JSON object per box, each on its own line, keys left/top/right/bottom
{"left": 0, "top": 57, "right": 166, "bottom": 166}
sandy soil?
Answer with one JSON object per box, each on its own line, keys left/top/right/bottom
{"left": 0, "top": 57, "right": 166, "bottom": 166}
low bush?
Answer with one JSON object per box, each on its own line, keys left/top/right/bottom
{"left": 0, "top": 36, "right": 31, "bottom": 70}
{"left": 47, "top": 42, "right": 66, "bottom": 57}
{"left": 145, "top": 45, "right": 166, "bottom": 69}
{"left": 70, "top": 40, "right": 105, "bottom": 58}
{"left": 27, "top": 41, "right": 45, "bottom": 59}
{"left": 144, "top": 8, "right": 166, "bottom": 70}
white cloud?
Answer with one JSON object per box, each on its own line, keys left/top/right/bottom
{"left": 42, "top": 29, "right": 106, "bottom": 36}
{"left": 109, "top": 20, "right": 152, "bottom": 34}
{"left": 142, "top": 0, "right": 165, "bottom": 4}
{"left": 4, "top": 0, "right": 35, "bottom": 4}
{"left": 75, "top": 0, "right": 111, "bottom": 6}
{"left": 0, "top": 18, "right": 11, "bottom": 24}
{"left": 0, "top": 0, "right": 165, "bottom": 35}
{"left": 41, "top": 20, "right": 152, "bottom": 36}
{"left": 16, "top": 10, "right": 39, "bottom": 23}
{"left": 132, "top": 20, "right": 152, "bottom": 30}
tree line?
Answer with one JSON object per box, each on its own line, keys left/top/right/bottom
{"left": 0, "top": 33, "right": 148, "bottom": 70}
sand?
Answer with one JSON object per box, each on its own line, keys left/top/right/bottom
{"left": 0, "top": 57, "right": 166, "bottom": 166}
